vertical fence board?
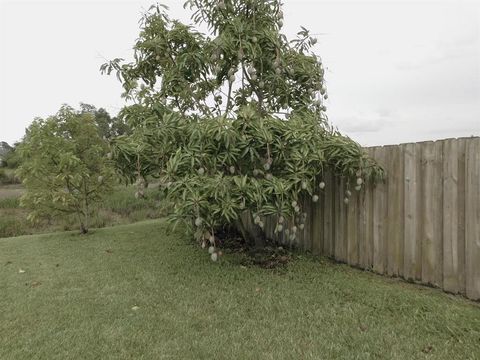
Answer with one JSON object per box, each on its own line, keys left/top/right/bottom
{"left": 323, "top": 172, "right": 335, "bottom": 257}
{"left": 296, "top": 202, "right": 305, "bottom": 250}
{"left": 303, "top": 200, "right": 313, "bottom": 252}
{"left": 335, "top": 178, "right": 347, "bottom": 262}
{"left": 465, "top": 138, "right": 480, "bottom": 300}
{"left": 297, "top": 200, "right": 305, "bottom": 251}
{"left": 311, "top": 188, "right": 324, "bottom": 255}
{"left": 347, "top": 188, "right": 359, "bottom": 266}
{"left": 288, "top": 217, "right": 296, "bottom": 248}
{"left": 421, "top": 141, "right": 444, "bottom": 287}
{"left": 421, "top": 142, "right": 435, "bottom": 285}
{"left": 266, "top": 215, "right": 274, "bottom": 241}
{"left": 386, "top": 145, "right": 405, "bottom": 276}
{"left": 365, "top": 147, "right": 375, "bottom": 269}
{"left": 319, "top": 190, "right": 325, "bottom": 255}
{"left": 443, "top": 139, "right": 460, "bottom": 293}
{"left": 373, "top": 146, "right": 388, "bottom": 274}
{"left": 434, "top": 141, "right": 444, "bottom": 287}
{"left": 272, "top": 216, "right": 278, "bottom": 241}
{"left": 311, "top": 199, "right": 317, "bottom": 254}
{"left": 273, "top": 215, "right": 280, "bottom": 242}
{"left": 358, "top": 188, "right": 367, "bottom": 269}
{"left": 334, "top": 178, "right": 342, "bottom": 261}
{"left": 414, "top": 142, "right": 424, "bottom": 280}
{"left": 280, "top": 217, "right": 286, "bottom": 247}
{"left": 365, "top": 182, "right": 374, "bottom": 270}
{"left": 457, "top": 139, "right": 467, "bottom": 294}
{"left": 404, "top": 143, "right": 418, "bottom": 281}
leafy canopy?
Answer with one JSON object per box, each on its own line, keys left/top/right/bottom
{"left": 17, "top": 105, "right": 115, "bottom": 234}
{"left": 104, "top": 1, "right": 384, "bottom": 246}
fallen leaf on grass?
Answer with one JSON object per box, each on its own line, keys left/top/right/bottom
{"left": 31, "top": 281, "right": 42, "bottom": 288}
{"left": 422, "top": 345, "right": 433, "bottom": 354}
{"left": 18, "top": 269, "right": 25, "bottom": 274}
{"left": 255, "top": 287, "right": 261, "bottom": 292}
{"left": 131, "top": 306, "right": 140, "bottom": 311}
{"left": 359, "top": 324, "right": 368, "bottom": 332}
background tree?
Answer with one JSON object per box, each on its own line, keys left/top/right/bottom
{"left": 0, "top": 141, "right": 22, "bottom": 169}
{"left": 17, "top": 105, "right": 115, "bottom": 234}
{"left": 103, "top": 1, "right": 384, "bottom": 250}
{"left": 0, "top": 142, "right": 22, "bottom": 184}
{"left": 0, "top": 141, "right": 13, "bottom": 164}
{"left": 79, "top": 103, "right": 131, "bottom": 139}
{"left": 1, "top": 146, "right": 21, "bottom": 169}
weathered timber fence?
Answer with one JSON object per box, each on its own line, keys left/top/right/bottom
{"left": 260, "top": 137, "right": 480, "bottom": 300}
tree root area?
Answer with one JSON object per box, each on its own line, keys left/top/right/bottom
{"left": 215, "top": 225, "right": 293, "bottom": 269}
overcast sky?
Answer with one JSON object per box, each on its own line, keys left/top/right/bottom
{"left": 0, "top": 0, "right": 479, "bottom": 146}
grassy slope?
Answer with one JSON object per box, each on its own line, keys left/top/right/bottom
{"left": 0, "top": 185, "right": 166, "bottom": 238}
{"left": 1, "top": 220, "right": 479, "bottom": 360}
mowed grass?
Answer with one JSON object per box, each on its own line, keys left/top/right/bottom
{"left": 1, "top": 220, "right": 479, "bottom": 360}
{"left": 0, "top": 184, "right": 167, "bottom": 238}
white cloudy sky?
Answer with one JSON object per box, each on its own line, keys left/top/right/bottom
{"left": 0, "top": 0, "right": 479, "bottom": 146}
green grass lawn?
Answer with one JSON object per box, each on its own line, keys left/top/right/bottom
{"left": 1, "top": 220, "right": 479, "bottom": 360}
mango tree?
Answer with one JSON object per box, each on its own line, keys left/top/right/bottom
{"left": 103, "top": 1, "right": 384, "bottom": 251}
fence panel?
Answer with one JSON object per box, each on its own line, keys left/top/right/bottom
{"left": 245, "top": 137, "right": 479, "bottom": 300}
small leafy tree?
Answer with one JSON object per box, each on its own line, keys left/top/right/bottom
{"left": 103, "top": 1, "right": 383, "bottom": 248}
{"left": 17, "top": 105, "right": 115, "bottom": 234}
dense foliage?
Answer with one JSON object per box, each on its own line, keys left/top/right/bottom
{"left": 104, "top": 1, "right": 384, "bottom": 248}
{"left": 17, "top": 105, "right": 115, "bottom": 233}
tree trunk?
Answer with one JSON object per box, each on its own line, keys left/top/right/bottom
{"left": 237, "top": 211, "right": 266, "bottom": 249}
{"left": 79, "top": 210, "right": 89, "bottom": 234}
{"left": 75, "top": 209, "right": 88, "bottom": 235}
{"left": 80, "top": 222, "right": 88, "bottom": 234}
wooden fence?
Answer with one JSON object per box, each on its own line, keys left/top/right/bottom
{"left": 260, "top": 137, "right": 480, "bottom": 301}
